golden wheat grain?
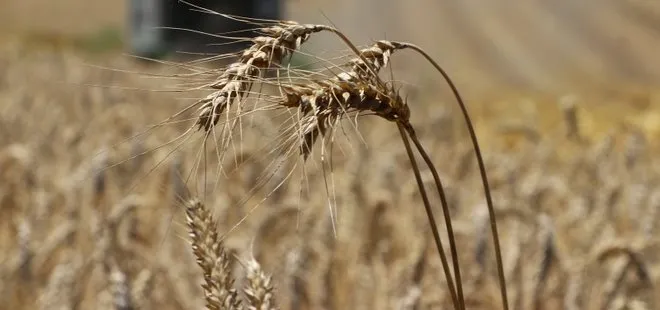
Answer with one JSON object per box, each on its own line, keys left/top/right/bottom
{"left": 563, "top": 270, "right": 583, "bottom": 310}
{"left": 623, "top": 129, "right": 647, "bottom": 170}
{"left": 33, "top": 220, "right": 76, "bottom": 269}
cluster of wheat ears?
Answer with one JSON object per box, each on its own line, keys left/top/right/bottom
{"left": 3, "top": 5, "right": 660, "bottom": 310}
{"left": 165, "top": 9, "right": 510, "bottom": 310}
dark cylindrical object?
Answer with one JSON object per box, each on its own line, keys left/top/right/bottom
{"left": 129, "top": 0, "right": 281, "bottom": 59}
{"left": 129, "top": 0, "right": 168, "bottom": 58}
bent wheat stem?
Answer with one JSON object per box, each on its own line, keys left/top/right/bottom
{"left": 397, "top": 122, "right": 459, "bottom": 309}
{"left": 339, "top": 38, "right": 504, "bottom": 309}
{"left": 403, "top": 122, "right": 465, "bottom": 310}
{"left": 398, "top": 42, "right": 509, "bottom": 310}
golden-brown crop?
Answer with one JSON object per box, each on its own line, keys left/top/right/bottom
{"left": 2, "top": 5, "right": 660, "bottom": 310}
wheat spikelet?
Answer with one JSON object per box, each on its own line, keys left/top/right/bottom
{"left": 623, "top": 129, "right": 647, "bottom": 170}
{"left": 279, "top": 80, "right": 409, "bottom": 159}
{"left": 92, "top": 147, "right": 109, "bottom": 206}
{"left": 563, "top": 271, "right": 583, "bottom": 310}
{"left": 641, "top": 190, "right": 660, "bottom": 238}
{"left": 595, "top": 244, "right": 651, "bottom": 285}
{"left": 195, "top": 38, "right": 409, "bottom": 157}
{"left": 33, "top": 220, "right": 76, "bottom": 271}
{"left": 592, "top": 242, "right": 653, "bottom": 310}
{"left": 337, "top": 40, "right": 405, "bottom": 83}
{"left": 473, "top": 208, "right": 490, "bottom": 274}
{"left": 243, "top": 258, "right": 278, "bottom": 310}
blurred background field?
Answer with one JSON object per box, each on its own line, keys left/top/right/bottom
{"left": 3, "top": 1, "right": 660, "bottom": 309}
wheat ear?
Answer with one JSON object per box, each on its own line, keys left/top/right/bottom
{"left": 336, "top": 39, "right": 477, "bottom": 309}
{"left": 195, "top": 21, "right": 328, "bottom": 131}
{"left": 341, "top": 39, "right": 510, "bottom": 309}
{"left": 243, "top": 258, "right": 278, "bottom": 310}
{"left": 277, "top": 78, "right": 460, "bottom": 309}
{"left": 185, "top": 199, "right": 242, "bottom": 310}
{"left": 194, "top": 21, "right": 380, "bottom": 132}
{"left": 285, "top": 39, "right": 466, "bottom": 309}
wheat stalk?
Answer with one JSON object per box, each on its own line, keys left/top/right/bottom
{"left": 327, "top": 39, "right": 509, "bottom": 310}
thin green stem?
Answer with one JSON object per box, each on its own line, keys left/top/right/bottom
{"left": 397, "top": 123, "right": 459, "bottom": 309}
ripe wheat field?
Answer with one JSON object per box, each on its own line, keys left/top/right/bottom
{"left": 3, "top": 4, "right": 660, "bottom": 310}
